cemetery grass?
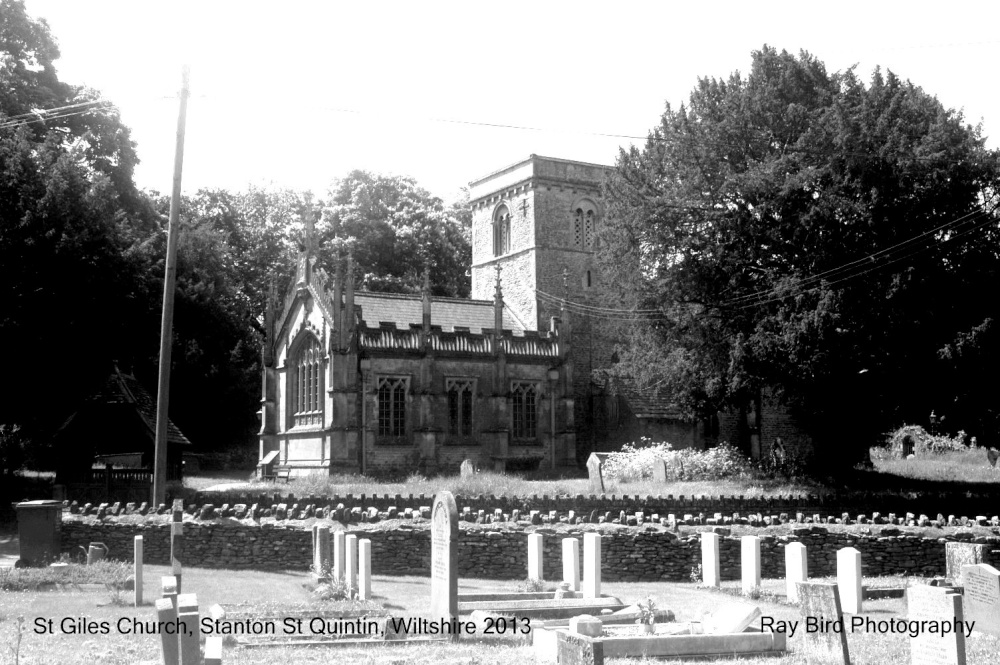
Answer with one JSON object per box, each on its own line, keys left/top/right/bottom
{"left": 871, "top": 446, "right": 1000, "bottom": 485}
{"left": 5, "top": 567, "right": 1000, "bottom": 665}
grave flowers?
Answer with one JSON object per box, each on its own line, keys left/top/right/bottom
{"left": 636, "top": 597, "right": 657, "bottom": 634}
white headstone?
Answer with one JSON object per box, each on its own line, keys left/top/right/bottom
{"left": 961, "top": 563, "right": 1000, "bottom": 637}
{"left": 908, "top": 585, "right": 966, "bottom": 665}
{"left": 702, "top": 532, "right": 720, "bottom": 587}
{"left": 345, "top": 534, "right": 358, "bottom": 594}
{"left": 333, "top": 530, "right": 346, "bottom": 583}
{"left": 836, "top": 547, "right": 862, "bottom": 615}
{"left": 358, "top": 538, "right": 372, "bottom": 601}
{"left": 785, "top": 542, "right": 808, "bottom": 603}
{"left": 431, "top": 491, "right": 459, "bottom": 621}
{"left": 314, "top": 525, "right": 331, "bottom": 577}
{"left": 706, "top": 603, "right": 762, "bottom": 634}
{"left": 562, "top": 538, "right": 580, "bottom": 592}
{"left": 583, "top": 532, "right": 601, "bottom": 598}
{"left": 528, "top": 533, "right": 544, "bottom": 580}
{"left": 134, "top": 535, "right": 143, "bottom": 607}
{"left": 741, "top": 535, "right": 761, "bottom": 594}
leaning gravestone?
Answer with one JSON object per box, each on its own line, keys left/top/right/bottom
{"left": 651, "top": 458, "right": 668, "bottom": 483}
{"left": 796, "top": 582, "right": 850, "bottom": 665}
{"left": 459, "top": 459, "right": 475, "bottom": 478}
{"left": 946, "top": 542, "right": 987, "bottom": 586}
{"left": 431, "top": 490, "right": 459, "bottom": 624}
{"left": 907, "top": 585, "right": 966, "bottom": 665}
{"left": 586, "top": 453, "right": 604, "bottom": 493}
{"left": 961, "top": 563, "right": 1000, "bottom": 637}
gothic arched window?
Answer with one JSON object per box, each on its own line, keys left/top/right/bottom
{"left": 572, "top": 200, "right": 598, "bottom": 249}
{"left": 493, "top": 204, "right": 511, "bottom": 257}
{"left": 291, "top": 335, "right": 323, "bottom": 428}
{"left": 511, "top": 381, "right": 539, "bottom": 440}
{"left": 377, "top": 376, "right": 409, "bottom": 437}
{"left": 446, "top": 378, "right": 475, "bottom": 437}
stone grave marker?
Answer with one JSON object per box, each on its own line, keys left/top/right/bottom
{"left": 961, "top": 563, "right": 1000, "bottom": 637}
{"left": 586, "top": 453, "right": 604, "bottom": 493}
{"left": 170, "top": 500, "right": 183, "bottom": 593}
{"left": 837, "top": 547, "right": 862, "bottom": 615}
{"left": 706, "top": 602, "right": 762, "bottom": 634}
{"left": 797, "top": 582, "right": 850, "bottom": 665}
{"left": 431, "top": 490, "right": 459, "bottom": 622}
{"left": 314, "top": 525, "right": 331, "bottom": 579}
{"left": 333, "top": 531, "right": 346, "bottom": 583}
{"left": 907, "top": 585, "right": 966, "bottom": 665}
{"left": 946, "top": 542, "right": 987, "bottom": 586}
{"left": 583, "top": 532, "right": 601, "bottom": 599}
{"left": 785, "top": 542, "right": 808, "bottom": 603}
{"left": 359, "top": 538, "right": 372, "bottom": 600}
{"left": 528, "top": 533, "right": 544, "bottom": 580}
{"left": 346, "top": 534, "right": 358, "bottom": 594}
{"left": 134, "top": 535, "right": 143, "bottom": 607}
{"left": 460, "top": 459, "right": 475, "bottom": 478}
{"left": 701, "top": 532, "right": 720, "bottom": 587}
{"left": 563, "top": 537, "right": 580, "bottom": 592}
{"left": 741, "top": 535, "right": 761, "bottom": 594}
{"left": 651, "top": 458, "right": 668, "bottom": 483}
{"left": 176, "top": 593, "right": 199, "bottom": 665}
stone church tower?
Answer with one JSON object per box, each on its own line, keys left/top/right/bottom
{"left": 469, "top": 155, "right": 612, "bottom": 459}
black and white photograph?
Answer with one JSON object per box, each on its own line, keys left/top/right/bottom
{"left": 2, "top": 2, "right": 1000, "bottom": 663}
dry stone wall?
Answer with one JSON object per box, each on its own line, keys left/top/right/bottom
{"left": 60, "top": 512, "right": 999, "bottom": 582}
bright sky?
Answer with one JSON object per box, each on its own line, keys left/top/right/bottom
{"left": 23, "top": 0, "right": 1000, "bottom": 204}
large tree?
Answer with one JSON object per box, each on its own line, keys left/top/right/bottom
{"left": 600, "top": 46, "right": 1000, "bottom": 465}
{"left": 318, "top": 171, "right": 472, "bottom": 297}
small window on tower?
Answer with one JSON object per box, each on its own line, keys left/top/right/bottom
{"left": 493, "top": 204, "right": 511, "bottom": 257}
{"left": 572, "top": 199, "right": 598, "bottom": 249}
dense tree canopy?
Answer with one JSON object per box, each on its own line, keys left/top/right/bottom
{"left": 600, "top": 46, "right": 1000, "bottom": 464}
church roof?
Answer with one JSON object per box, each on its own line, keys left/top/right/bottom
{"left": 354, "top": 291, "right": 526, "bottom": 334}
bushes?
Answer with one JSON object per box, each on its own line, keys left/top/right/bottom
{"left": 880, "top": 425, "right": 970, "bottom": 460}
{"left": 601, "top": 438, "right": 751, "bottom": 482}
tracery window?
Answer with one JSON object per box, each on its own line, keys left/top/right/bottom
{"left": 377, "top": 376, "right": 408, "bottom": 437}
{"left": 446, "top": 378, "right": 475, "bottom": 437}
{"left": 493, "top": 204, "right": 511, "bottom": 256}
{"left": 572, "top": 200, "right": 597, "bottom": 249}
{"left": 291, "top": 335, "right": 323, "bottom": 428}
{"left": 511, "top": 381, "right": 539, "bottom": 440}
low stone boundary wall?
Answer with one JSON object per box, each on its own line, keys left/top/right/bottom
{"left": 60, "top": 514, "right": 1000, "bottom": 582}
{"left": 187, "top": 489, "right": 1000, "bottom": 523}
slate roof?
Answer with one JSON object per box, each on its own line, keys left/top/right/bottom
{"left": 87, "top": 366, "right": 192, "bottom": 446}
{"left": 354, "top": 291, "right": 526, "bottom": 334}
{"left": 592, "top": 371, "right": 687, "bottom": 420}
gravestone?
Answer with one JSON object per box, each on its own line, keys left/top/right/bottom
{"left": 134, "top": 535, "right": 143, "bottom": 607}
{"left": 706, "top": 603, "right": 762, "bottom": 634}
{"left": 836, "top": 547, "right": 862, "bottom": 614}
{"left": 586, "top": 453, "right": 604, "bottom": 493}
{"left": 583, "top": 533, "right": 601, "bottom": 599}
{"left": 314, "top": 525, "right": 331, "bottom": 579}
{"left": 741, "top": 535, "right": 761, "bottom": 594}
{"left": 907, "top": 585, "right": 966, "bottom": 665}
{"left": 170, "top": 500, "right": 184, "bottom": 593}
{"left": 961, "top": 563, "right": 1000, "bottom": 637}
{"left": 563, "top": 537, "right": 580, "bottom": 592}
{"left": 945, "top": 542, "right": 987, "bottom": 586}
{"left": 460, "top": 459, "right": 475, "bottom": 478}
{"left": 702, "top": 532, "right": 720, "bottom": 587}
{"left": 176, "top": 593, "right": 199, "bottom": 665}
{"left": 797, "top": 582, "right": 850, "bottom": 665}
{"left": 988, "top": 448, "right": 998, "bottom": 467}
{"left": 785, "top": 542, "right": 808, "bottom": 603}
{"left": 651, "top": 458, "right": 668, "bottom": 483}
{"left": 528, "top": 533, "right": 544, "bottom": 580}
{"left": 359, "top": 538, "right": 372, "bottom": 600}
{"left": 333, "top": 531, "right": 346, "bottom": 583}
{"left": 346, "top": 534, "right": 358, "bottom": 594}
{"left": 431, "top": 490, "right": 459, "bottom": 622}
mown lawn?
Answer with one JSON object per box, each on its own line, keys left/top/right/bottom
{"left": 2, "top": 563, "right": 998, "bottom": 664}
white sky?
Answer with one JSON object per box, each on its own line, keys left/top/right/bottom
{"left": 23, "top": 0, "right": 1000, "bottom": 204}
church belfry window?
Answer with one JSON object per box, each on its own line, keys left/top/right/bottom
{"left": 377, "top": 376, "right": 409, "bottom": 437}
{"left": 511, "top": 381, "right": 539, "bottom": 440}
{"left": 493, "top": 204, "right": 511, "bottom": 257}
{"left": 572, "top": 200, "right": 597, "bottom": 249}
{"left": 291, "top": 335, "right": 323, "bottom": 428}
{"left": 446, "top": 378, "right": 475, "bottom": 437}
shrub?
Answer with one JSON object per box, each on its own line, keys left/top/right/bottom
{"left": 885, "top": 425, "right": 969, "bottom": 459}
{"left": 601, "top": 438, "right": 752, "bottom": 482}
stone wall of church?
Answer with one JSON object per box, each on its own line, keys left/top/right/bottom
{"left": 717, "top": 393, "right": 813, "bottom": 461}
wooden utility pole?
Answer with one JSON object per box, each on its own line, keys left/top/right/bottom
{"left": 153, "top": 66, "right": 190, "bottom": 506}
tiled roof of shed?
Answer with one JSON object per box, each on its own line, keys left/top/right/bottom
{"left": 354, "top": 291, "right": 526, "bottom": 334}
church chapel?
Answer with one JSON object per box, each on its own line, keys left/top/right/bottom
{"left": 258, "top": 155, "right": 605, "bottom": 476}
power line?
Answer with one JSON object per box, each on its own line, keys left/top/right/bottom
{"left": 0, "top": 99, "right": 114, "bottom": 130}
